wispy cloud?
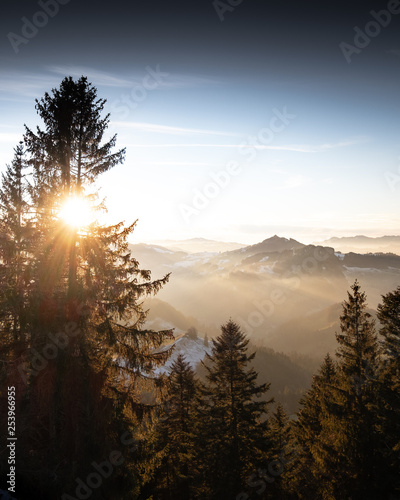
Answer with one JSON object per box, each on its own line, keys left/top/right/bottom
{"left": 112, "top": 121, "right": 240, "bottom": 137}
{"left": 136, "top": 161, "right": 224, "bottom": 167}
{"left": 49, "top": 66, "right": 222, "bottom": 89}
{"left": 48, "top": 66, "right": 133, "bottom": 87}
{"left": 0, "top": 73, "right": 59, "bottom": 98}
{"left": 127, "top": 138, "right": 365, "bottom": 152}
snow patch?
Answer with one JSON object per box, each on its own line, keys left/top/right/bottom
{"left": 152, "top": 246, "right": 174, "bottom": 254}
{"left": 153, "top": 335, "right": 212, "bottom": 375}
{"left": 335, "top": 252, "right": 345, "bottom": 260}
{"left": 343, "top": 266, "right": 378, "bottom": 272}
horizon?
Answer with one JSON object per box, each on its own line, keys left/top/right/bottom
{"left": 142, "top": 232, "right": 400, "bottom": 248}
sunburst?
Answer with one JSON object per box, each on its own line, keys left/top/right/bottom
{"left": 59, "top": 196, "right": 94, "bottom": 229}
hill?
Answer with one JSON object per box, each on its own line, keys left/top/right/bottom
{"left": 136, "top": 236, "right": 400, "bottom": 360}
{"left": 316, "top": 235, "right": 400, "bottom": 255}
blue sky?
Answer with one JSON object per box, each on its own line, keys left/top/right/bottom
{"left": 1, "top": 0, "right": 400, "bottom": 244}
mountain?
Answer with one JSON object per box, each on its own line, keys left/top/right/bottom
{"left": 147, "top": 237, "right": 245, "bottom": 254}
{"left": 316, "top": 235, "right": 400, "bottom": 255}
{"left": 236, "top": 235, "right": 305, "bottom": 256}
{"left": 133, "top": 235, "right": 400, "bottom": 360}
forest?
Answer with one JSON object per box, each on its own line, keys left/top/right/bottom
{"left": 0, "top": 77, "right": 399, "bottom": 500}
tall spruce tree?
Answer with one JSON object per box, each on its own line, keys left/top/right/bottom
{"left": 0, "top": 143, "right": 30, "bottom": 337}
{"left": 377, "top": 287, "right": 400, "bottom": 496}
{"left": 291, "top": 282, "right": 386, "bottom": 500}
{"left": 196, "top": 320, "right": 273, "bottom": 499}
{"left": 0, "top": 77, "right": 172, "bottom": 499}
{"left": 265, "top": 403, "right": 292, "bottom": 499}
{"left": 288, "top": 353, "right": 338, "bottom": 499}
{"left": 330, "top": 281, "right": 383, "bottom": 498}
{"left": 151, "top": 354, "right": 198, "bottom": 499}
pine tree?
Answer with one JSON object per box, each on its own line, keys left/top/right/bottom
{"left": 288, "top": 354, "right": 338, "bottom": 499}
{"left": 330, "top": 281, "right": 384, "bottom": 498}
{"left": 377, "top": 287, "right": 400, "bottom": 496}
{"left": 291, "top": 281, "right": 385, "bottom": 499}
{"left": 0, "top": 142, "right": 34, "bottom": 394}
{"left": 151, "top": 354, "right": 198, "bottom": 499}
{"left": 0, "top": 77, "right": 173, "bottom": 499}
{"left": 196, "top": 320, "right": 273, "bottom": 499}
{"left": 266, "top": 404, "right": 292, "bottom": 498}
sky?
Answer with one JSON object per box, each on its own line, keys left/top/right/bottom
{"left": 1, "top": 0, "right": 400, "bottom": 245}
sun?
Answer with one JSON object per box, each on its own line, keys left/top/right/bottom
{"left": 59, "top": 196, "right": 94, "bottom": 229}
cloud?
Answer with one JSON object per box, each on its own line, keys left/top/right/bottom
{"left": 111, "top": 121, "right": 240, "bottom": 137}
{"left": 126, "top": 138, "right": 364, "bottom": 152}
{"left": 48, "top": 66, "right": 133, "bottom": 87}
{"left": 0, "top": 73, "right": 59, "bottom": 98}
{"left": 48, "top": 67, "right": 222, "bottom": 89}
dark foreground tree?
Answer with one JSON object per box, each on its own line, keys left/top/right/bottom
{"left": 150, "top": 354, "right": 198, "bottom": 499}
{"left": 196, "top": 320, "right": 273, "bottom": 499}
{"left": 333, "top": 280, "right": 384, "bottom": 499}
{"left": 377, "top": 287, "right": 400, "bottom": 496}
{"left": 290, "top": 281, "right": 392, "bottom": 500}
{"left": 288, "top": 354, "right": 338, "bottom": 499}
{"left": 0, "top": 77, "right": 172, "bottom": 499}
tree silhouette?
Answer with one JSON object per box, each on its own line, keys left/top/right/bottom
{"left": 0, "top": 76, "right": 172, "bottom": 499}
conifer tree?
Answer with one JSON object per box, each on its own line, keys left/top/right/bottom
{"left": 0, "top": 142, "right": 33, "bottom": 373}
{"left": 333, "top": 281, "right": 385, "bottom": 498}
{"left": 265, "top": 404, "right": 292, "bottom": 499}
{"left": 196, "top": 320, "right": 273, "bottom": 499}
{"left": 291, "top": 282, "right": 385, "bottom": 499}
{"left": 377, "top": 287, "right": 400, "bottom": 495}
{"left": 288, "top": 354, "right": 337, "bottom": 499}
{"left": 151, "top": 354, "right": 198, "bottom": 499}
{"left": 0, "top": 77, "right": 172, "bottom": 499}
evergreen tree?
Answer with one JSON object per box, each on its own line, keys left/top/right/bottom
{"left": 0, "top": 142, "right": 34, "bottom": 389}
{"left": 196, "top": 320, "right": 273, "bottom": 499}
{"left": 151, "top": 354, "right": 198, "bottom": 499}
{"left": 0, "top": 77, "right": 172, "bottom": 499}
{"left": 265, "top": 404, "right": 292, "bottom": 499}
{"left": 333, "top": 281, "right": 385, "bottom": 498}
{"left": 288, "top": 354, "right": 338, "bottom": 499}
{"left": 377, "top": 287, "right": 400, "bottom": 496}
{"left": 291, "top": 282, "right": 386, "bottom": 499}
